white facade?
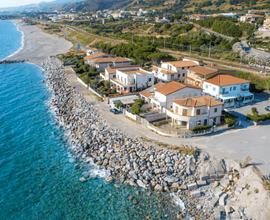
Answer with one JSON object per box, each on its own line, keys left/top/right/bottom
{"left": 203, "top": 80, "right": 254, "bottom": 108}
{"left": 167, "top": 98, "right": 223, "bottom": 130}
{"left": 152, "top": 60, "right": 199, "bottom": 83}
{"left": 151, "top": 87, "right": 202, "bottom": 112}
{"left": 110, "top": 68, "right": 154, "bottom": 93}
{"left": 86, "top": 48, "right": 103, "bottom": 56}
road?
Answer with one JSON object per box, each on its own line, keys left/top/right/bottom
{"left": 65, "top": 68, "right": 270, "bottom": 175}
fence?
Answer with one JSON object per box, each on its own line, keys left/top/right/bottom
{"left": 76, "top": 76, "right": 104, "bottom": 99}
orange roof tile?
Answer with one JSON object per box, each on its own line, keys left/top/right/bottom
{"left": 189, "top": 66, "right": 218, "bottom": 76}
{"left": 174, "top": 96, "right": 222, "bottom": 107}
{"left": 155, "top": 81, "right": 199, "bottom": 96}
{"left": 163, "top": 60, "right": 198, "bottom": 68}
{"left": 94, "top": 57, "right": 131, "bottom": 64}
{"left": 84, "top": 52, "right": 108, "bottom": 60}
{"left": 206, "top": 74, "right": 250, "bottom": 86}
{"left": 139, "top": 90, "right": 153, "bottom": 98}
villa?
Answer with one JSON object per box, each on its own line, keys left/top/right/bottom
{"left": 186, "top": 66, "right": 218, "bottom": 88}
{"left": 152, "top": 60, "right": 199, "bottom": 83}
{"left": 86, "top": 47, "right": 103, "bottom": 56}
{"left": 84, "top": 52, "right": 111, "bottom": 65}
{"left": 88, "top": 57, "right": 132, "bottom": 71}
{"left": 150, "top": 81, "right": 202, "bottom": 112}
{"left": 102, "top": 65, "right": 140, "bottom": 81}
{"left": 110, "top": 66, "right": 154, "bottom": 93}
{"left": 203, "top": 74, "right": 254, "bottom": 108}
{"left": 166, "top": 96, "right": 223, "bottom": 130}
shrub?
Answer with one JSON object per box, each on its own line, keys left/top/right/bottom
{"left": 224, "top": 112, "right": 237, "bottom": 127}
{"left": 191, "top": 125, "right": 212, "bottom": 133}
{"left": 247, "top": 109, "right": 270, "bottom": 123}
{"left": 115, "top": 100, "right": 123, "bottom": 109}
{"left": 131, "top": 99, "right": 145, "bottom": 115}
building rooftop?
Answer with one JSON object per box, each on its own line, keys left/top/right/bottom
{"left": 163, "top": 60, "right": 198, "bottom": 68}
{"left": 84, "top": 52, "right": 108, "bottom": 60}
{"left": 174, "top": 96, "right": 222, "bottom": 108}
{"left": 139, "top": 90, "right": 153, "bottom": 98}
{"left": 105, "top": 65, "right": 140, "bottom": 74}
{"left": 93, "top": 57, "right": 131, "bottom": 64}
{"left": 189, "top": 66, "right": 218, "bottom": 77}
{"left": 205, "top": 74, "right": 250, "bottom": 86}
{"left": 155, "top": 81, "right": 200, "bottom": 96}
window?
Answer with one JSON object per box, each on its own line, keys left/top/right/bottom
{"left": 182, "top": 109, "right": 188, "bottom": 116}
{"left": 204, "top": 119, "right": 208, "bottom": 125}
{"left": 197, "top": 120, "right": 201, "bottom": 125}
{"left": 182, "top": 67, "right": 184, "bottom": 70}
{"left": 148, "top": 78, "right": 152, "bottom": 82}
{"left": 182, "top": 73, "right": 185, "bottom": 77}
{"left": 178, "top": 74, "right": 181, "bottom": 78}
{"left": 222, "top": 88, "right": 225, "bottom": 94}
{"left": 214, "top": 108, "right": 218, "bottom": 113}
{"left": 196, "top": 109, "right": 200, "bottom": 115}
{"left": 233, "top": 86, "right": 236, "bottom": 90}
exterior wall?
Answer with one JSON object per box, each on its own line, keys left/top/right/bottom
{"left": 203, "top": 81, "right": 253, "bottom": 108}
{"left": 153, "top": 87, "right": 202, "bottom": 111}
{"left": 169, "top": 102, "right": 223, "bottom": 130}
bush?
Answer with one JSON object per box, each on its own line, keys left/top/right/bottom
{"left": 224, "top": 112, "right": 237, "bottom": 127}
{"left": 131, "top": 99, "right": 145, "bottom": 115}
{"left": 247, "top": 108, "right": 270, "bottom": 123}
{"left": 115, "top": 100, "right": 123, "bottom": 109}
{"left": 191, "top": 125, "right": 212, "bottom": 133}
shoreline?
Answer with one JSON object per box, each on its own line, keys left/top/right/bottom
{"left": 6, "top": 20, "right": 270, "bottom": 219}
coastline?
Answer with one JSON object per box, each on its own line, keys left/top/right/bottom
{"left": 8, "top": 21, "right": 270, "bottom": 219}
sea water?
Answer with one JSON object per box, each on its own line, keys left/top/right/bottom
{"left": 0, "top": 20, "right": 179, "bottom": 219}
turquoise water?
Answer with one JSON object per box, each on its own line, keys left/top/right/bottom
{"left": 0, "top": 20, "right": 178, "bottom": 219}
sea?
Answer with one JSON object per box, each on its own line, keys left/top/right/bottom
{"left": 0, "top": 20, "right": 179, "bottom": 219}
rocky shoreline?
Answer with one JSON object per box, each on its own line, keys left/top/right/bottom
{"left": 42, "top": 57, "right": 270, "bottom": 219}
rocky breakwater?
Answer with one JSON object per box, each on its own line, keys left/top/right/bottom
{"left": 42, "top": 57, "right": 270, "bottom": 219}
{"left": 42, "top": 57, "right": 207, "bottom": 218}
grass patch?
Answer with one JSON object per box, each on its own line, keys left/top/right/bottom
{"left": 230, "top": 71, "right": 270, "bottom": 92}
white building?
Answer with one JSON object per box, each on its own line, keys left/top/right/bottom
{"left": 166, "top": 96, "right": 223, "bottom": 130}
{"left": 110, "top": 67, "right": 154, "bottom": 93}
{"left": 84, "top": 52, "right": 111, "bottom": 65}
{"left": 186, "top": 66, "right": 218, "bottom": 88}
{"left": 102, "top": 65, "right": 140, "bottom": 81}
{"left": 86, "top": 48, "right": 103, "bottom": 56}
{"left": 152, "top": 60, "right": 199, "bottom": 83}
{"left": 88, "top": 57, "right": 132, "bottom": 71}
{"left": 150, "top": 81, "right": 202, "bottom": 112}
{"left": 203, "top": 74, "right": 254, "bottom": 108}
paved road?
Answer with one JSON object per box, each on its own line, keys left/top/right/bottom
{"left": 66, "top": 69, "right": 270, "bottom": 175}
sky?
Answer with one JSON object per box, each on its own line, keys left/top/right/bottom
{"left": 0, "top": 0, "right": 54, "bottom": 8}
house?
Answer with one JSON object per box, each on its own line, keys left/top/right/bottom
{"left": 89, "top": 57, "right": 132, "bottom": 71}
{"left": 240, "top": 14, "right": 264, "bottom": 23}
{"left": 110, "top": 67, "right": 154, "bottom": 93}
{"left": 102, "top": 65, "right": 140, "bottom": 80}
{"left": 186, "top": 66, "right": 218, "bottom": 88}
{"left": 203, "top": 74, "right": 254, "bottom": 108}
{"left": 152, "top": 60, "right": 199, "bottom": 83}
{"left": 150, "top": 81, "right": 202, "bottom": 112}
{"left": 86, "top": 47, "right": 103, "bottom": 56}
{"left": 166, "top": 96, "right": 223, "bottom": 130}
{"left": 84, "top": 52, "right": 111, "bottom": 65}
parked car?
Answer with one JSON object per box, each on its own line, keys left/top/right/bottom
{"left": 110, "top": 108, "right": 122, "bottom": 114}
{"left": 265, "top": 106, "right": 270, "bottom": 112}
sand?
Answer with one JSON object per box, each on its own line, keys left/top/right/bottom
{"left": 8, "top": 21, "right": 72, "bottom": 65}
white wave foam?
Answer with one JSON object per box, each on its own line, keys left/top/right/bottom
{"left": 170, "top": 193, "right": 185, "bottom": 211}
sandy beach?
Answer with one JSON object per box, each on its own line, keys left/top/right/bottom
{"left": 8, "top": 21, "right": 72, "bottom": 65}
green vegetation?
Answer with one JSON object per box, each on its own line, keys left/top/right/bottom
{"left": 191, "top": 125, "right": 212, "bottom": 133}
{"left": 178, "top": 146, "right": 198, "bottom": 156}
{"left": 95, "top": 41, "right": 174, "bottom": 65}
{"left": 115, "top": 100, "right": 124, "bottom": 109}
{"left": 230, "top": 71, "right": 270, "bottom": 92}
{"left": 224, "top": 112, "right": 237, "bottom": 127}
{"left": 195, "top": 16, "right": 256, "bottom": 38}
{"left": 131, "top": 99, "right": 145, "bottom": 115}
{"left": 247, "top": 107, "right": 270, "bottom": 123}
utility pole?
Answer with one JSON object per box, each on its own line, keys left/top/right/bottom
{"left": 189, "top": 45, "right": 192, "bottom": 55}
{"left": 208, "top": 44, "right": 211, "bottom": 58}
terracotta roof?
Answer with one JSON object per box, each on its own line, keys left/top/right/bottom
{"left": 105, "top": 65, "right": 140, "bottom": 74}
{"left": 84, "top": 52, "right": 108, "bottom": 60}
{"left": 174, "top": 96, "right": 222, "bottom": 108}
{"left": 205, "top": 74, "right": 250, "bottom": 86}
{"left": 163, "top": 60, "right": 198, "bottom": 68}
{"left": 189, "top": 66, "right": 218, "bottom": 76}
{"left": 94, "top": 57, "right": 131, "bottom": 64}
{"left": 152, "top": 66, "right": 176, "bottom": 75}
{"left": 155, "top": 81, "right": 200, "bottom": 96}
{"left": 139, "top": 90, "right": 153, "bottom": 98}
